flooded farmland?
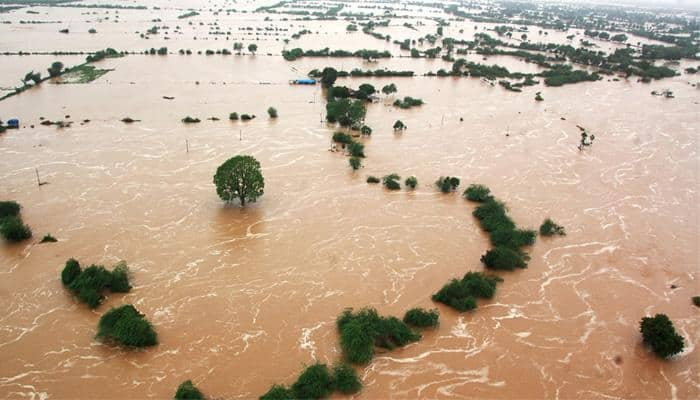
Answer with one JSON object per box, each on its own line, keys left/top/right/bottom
{"left": 1, "top": 1, "right": 699, "bottom": 399}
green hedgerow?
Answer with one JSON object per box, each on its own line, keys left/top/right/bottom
{"left": 403, "top": 308, "right": 439, "bottom": 328}
{"left": 432, "top": 272, "right": 502, "bottom": 312}
{"left": 0, "top": 216, "right": 32, "bottom": 242}
{"left": 463, "top": 184, "right": 492, "bottom": 202}
{"left": 0, "top": 201, "right": 21, "bottom": 219}
{"left": 260, "top": 384, "right": 294, "bottom": 400}
{"left": 61, "top": 258, "right": 81, "bottom": 285}
{"left": 174, "top": 380, "right": 203, "bottom": 400}
{"left": 291, "top": 363, "right": 334, "bottom": 399}
{"left": 540, "top": 218, "right": 566, "bottom": 236}
{"left": 640, "top": 314, "right": 684, "bottom": 359}
{"left": 332, "top": 362, "right": 362, "bottom": 394}
{"left": 96, "top": 304, "right": 157, "bottom": 347}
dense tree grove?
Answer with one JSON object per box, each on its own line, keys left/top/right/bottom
{"left": 403, "top": 308, "right": 439, "bottom": 327}
{"left": 213, "top": 155, "right": 265, "bottom": 206}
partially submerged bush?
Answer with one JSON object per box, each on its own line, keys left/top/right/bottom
{"left": 405, "top": 176, "right": 417, "bottom": 189}
{"left": 96, "top": 304, "right": 157, "bottom": 347}
{"left": 332, "top": 362, "right": 361, "bottom": 394}
{"left": 349, "top": 157, "right": 361, "bottom": 170}
{"left": 291, "top": 363, "right": 334, "bottom": 399}
{"left": 432, "top": 272, "right": 502, "bottom": 311}
{"left": 229, "top": 112, "right": 239, "bottom": 120}
{"left": 260, "top": 384, "right": 294, "bottom": 400}
{"left": 0, "top": 201, "right": 21, "bottom": 219}
{"left": 393, "top": 120, "right": 406, "bottom": 130}
{"left": 382, "top": 174, "right": 401, "bottom": 190}
{"left": 366, "top": 176, "right": 380, "bottom": 184}
{"left": 480, "top": 246, "right": 528, "bottom": 270}
{"left": 360, "top": 125, "right": 372, "bottom": 135}
{"left": 240, "top": 114, "right": 255, "bottom": 121}
{"left": 174, "top": 380, "right": 203, "bottom": 400}
{"left": 63, "top": 260, "right": 132, "bottom": 308}
{"left": 61, "top": 258, "right": 81, "bottom": 285}
{"left": 693, "top": 296, "right": 700, "bottom": 307}
{"left": 267, "top": 107, "right": 278, "bottom": 118}
{"left": 0, "top": 216, "right": 32, "bottom": 242}
{"left": 540, "top": 218, "right": 566, "bottom": 236}
{"left": 182, "top": 116, "right": 201, "bottom": 124}
{"left": 403, "top": 308, "right": 439, "bottom": 328}
{"left": 347, "top": 141, "right": 365, "bottom": 158}
{"left": 332, "top": 132, "right": 353, "bottom": 144}
{"left": 337, "top": 307, "right": 420, "bottom": 364}
{"left": 40, "top": 233, "right": 57, "bottom": 243}
{"left": 463, "top": 184, "right": 492, "bottom": 202}
{"left": 435, "top": 176, "right": 460, "bottom": 193}
{"left": 640, "top": 314, "right": 684, "bottom": 358}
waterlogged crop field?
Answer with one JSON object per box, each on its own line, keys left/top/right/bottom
{"left": 1, "top": 0, "right": 699, "bottom": 399}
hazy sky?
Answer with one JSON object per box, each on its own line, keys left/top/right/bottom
{"left": 540, "top": 0, "right": 700, "bottom": 11}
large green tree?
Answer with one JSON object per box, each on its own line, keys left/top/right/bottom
{"left": 213, "top": 155, "right": 265, "bottom": 206}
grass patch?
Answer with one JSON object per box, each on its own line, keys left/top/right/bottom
{"left": 59, "top": 64, "right": 112, "bottom": 84}
{"left": 432, "top": 272, "right": 502, "bottom": 311}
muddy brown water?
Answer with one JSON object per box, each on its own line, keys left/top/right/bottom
{"left": 1, "top": 2, "right": 699, "bottom": 400}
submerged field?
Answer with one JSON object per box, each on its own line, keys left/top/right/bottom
{"left": 1, "top": 0, "right": 699, "bottom": 399}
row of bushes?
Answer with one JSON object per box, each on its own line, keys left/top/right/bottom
{"left": 0, "top": 201, "right": 32, "bottom": 242}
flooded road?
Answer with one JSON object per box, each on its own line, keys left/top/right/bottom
{"left": 1, "top": 2, "right": 699, "bottom": 399}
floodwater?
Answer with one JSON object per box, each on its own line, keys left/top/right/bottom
{"left": 1, "top": 2, "right": 699, "bottom": 399}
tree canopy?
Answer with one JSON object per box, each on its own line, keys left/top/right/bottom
{"left": 213, "top": 155, "right": 265, "bottom": 206}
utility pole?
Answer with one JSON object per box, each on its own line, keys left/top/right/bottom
{"left": 239, "top": 129, "right": 242, "bottom": 141}
{"left": 186, "top": 139, "right": 189, "bottom": 153}
{"left": 35, "top": 168, "right": 41, "bottom": 186}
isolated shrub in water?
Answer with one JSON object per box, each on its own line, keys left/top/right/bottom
{"left": 393, "top": 120, "right": 406, "bottom": 130}
{"left": 241, "top": 114, "right": 255, "bottom": 121}
{"left": 0, "top": 201, "right": 21, "bottom": 219}
{"left": 481, "top": 246, "right": 528, "bottom": 270}
{"left": 366, "top": 176, "right": 380, "bottom": 184}
{"left": 213, "top": 155, "right": 264, "bottom": 206}
{"left": 97, "top": 304, "right": 157, "bottom": 347}
{"left": 360, "top": 125, "right": 372, "bottom": 135}
{"left": 0, "top": 216, "right": 32, "bottom": 242}
{"left": 693, "top": 296, "right": 700, "bottom": 307}
{"left": 229, "top": 112, "right": 239, "bottom": 120}
{"left": 182, "top": 116, "right": 200, "bottom": 123}
{"left": 348, "top": 141, "right": 365, "bottom": 158}
{"left": 333, "top": 362, "right": 362, "bottom": 394}
{"left": 174, "top": 380, "right": 203, "bottom": 400}
{"left": 332, "top": 132, "right": 353, "bottom": 144}
{"left": 640, "top": 314, "right": 684, "bottom": 359}
{"left": 260, "top": 384, "right": 294, "bottom": 400}
{"left": 110, "top": 261, "right": 131, "bottom": 293}
{"left": 436, "top": 176, "right": 460, "bottom": 193}
{"left": 291, "top": 363, "right": 334, "bottom": 399}
{"left": 267, "top": 107, "right": 278, "bottom": 118}
{"left": 403, "top": 308, "right": 439, "bottom": 328}
{"left": 349, "top": 157, "right": 361, "bottom": 170}
{"left": 540, "top": 218, "right": 566, "bottom": 236}
{"left": 61, "top": 258, "right": 81, "bottom": 285}
{"left": 382, "top": 174, "right": 401, "bottom": 190}
{"left": 432, "top": 272, "right": 502, "bottom": 312}
{"left": 405, "top": 176, "right": 417, "bottom": 189}
{"left": 463, "top": 184, "right": 492, "bottom": 202}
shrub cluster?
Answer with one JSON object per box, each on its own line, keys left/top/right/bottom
{"left": 403, "top": 308, "right": 439, "bottom": 327}
{"left": 61, "top": 259, "right": 132, "bottom": 308}
{"left": 432, "top": 272, "right": 502, "bottom": 311}
{"left": 435, "top": 176, "right": 460, "bottom": 193}
{"left": 260, "top": 362, "right": 361, "bottom": 400}
{"left": 182, "top": 116, "right": 200, "bottom": 124}
{"left": 96, "top": 304, "right": 157, "bottom": 347}
{"left": 640, "top": 314, "right": 684, "bottom": 358}
{"left": 0, "top": 201, "right": 32, "bottom": 243}
{"left": 337, "top": 307, "right": 420, "bottom": 364}
{"left": 405, "top": 176, "right": 417, "bottom": 189}
{"left": 382, "top": 174, "right": 401, "bottom": 190}
{"left": 393, "top": 96, "right": 423, "bottom": 109}
{"left": 463, "top": 184, "right": 491, "bottom": 202}
{"left": 469, "top": 190, "right": 535, "bottom": 270}
{"left": 366, "top": 176, "right": 380, "bottom": 184}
